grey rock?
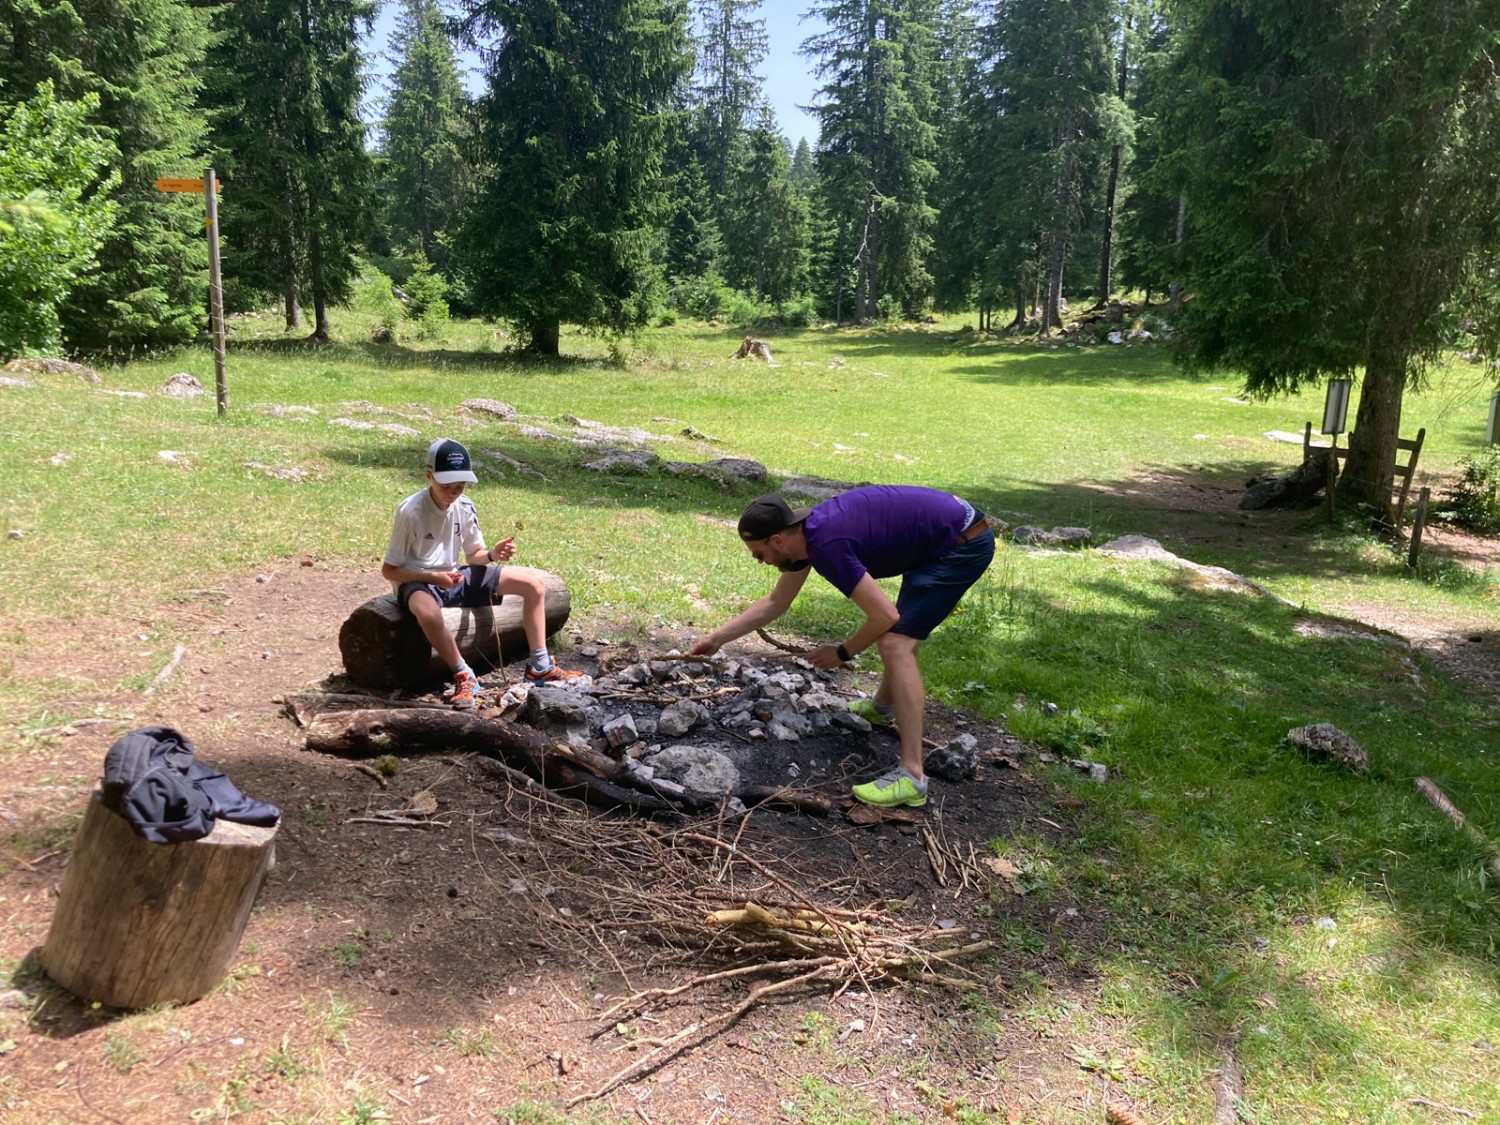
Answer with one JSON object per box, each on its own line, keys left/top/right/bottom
{"left": 657, "top": 701, "right": 702, "bottom": 737}
{"left": 461, "top": 397, "right": 517, "bottom": 420}
{"left": 161, "top": 372, "right": 205, "bottom": 398}
{"left": 927, "top": 733, "right": 980, "bottom": 782}
{"left": 704, "top": 457, "right": 768, "bottom": 483}
{"left": 1287, "top": 722, "right": 1369, "bottom": 774}
{"left": 601, "top": 713, "right": 638, "bottom": 750}
{"left": 1011, "top": 526, "right": 1092, "bottom": 548}
{"left": 830, "top": 710, "right": 872, "bottom": 733}
{"left": 778, "top": 474, "right": 861, "bottom": 503}
{"left": 644, "top": 744, "right": 739, "bottom": 793}
{"left": 766, "top": 719, "right": 802, "bottom": 741}
{"left": 525, "top": 685, "right": 591, "bottom": 729}
{"left": 4, "top": 357, "right": 100, "bottom": 382}
{"left": 582, "top": 447, "right": 659, "bottom": 474}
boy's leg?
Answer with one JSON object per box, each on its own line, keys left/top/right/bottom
{"left": 406, "top": 588, "right": 463, "bottom": 670}
{"left": 494, "top": 566, "right": 548, "bottom": 653}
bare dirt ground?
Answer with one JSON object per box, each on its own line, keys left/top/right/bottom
{"left": 0, "top": 486, "right": 1494, "bottom": 1124}
{"left": 0, "top": 564, "right": 1126, "bottom": 1124}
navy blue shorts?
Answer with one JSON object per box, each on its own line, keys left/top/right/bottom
{"left": 892, "top": 530, "right": 995, "bottom": 640}
{"left": 398, "top": 564, "right": 501, "bottom": 612}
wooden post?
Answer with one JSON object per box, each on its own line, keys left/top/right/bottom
{"left": 204, "top": 167, "right": 227, "bottom": 417}
{"left": 1326, "top": 433, "right": 1338, "bottom": 521}
{"left": 1407, "top": 486, "right": 1431, "bottom": 568}
{"left": 43, "top": 795, "right": 276, "bottom": 1009}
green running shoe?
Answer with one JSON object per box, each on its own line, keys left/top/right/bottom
{"left": 851, "top": 768, "right": 928, "bottom": 808}
{"left": 847, "top": 698, "right": 894, "bottom": 728}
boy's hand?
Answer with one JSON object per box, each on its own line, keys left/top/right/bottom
{"left": 432, "top": 570, "right": 463, "bottom": 588}
{"left": 488, "top": 537, "right": 516, "bottom": 562}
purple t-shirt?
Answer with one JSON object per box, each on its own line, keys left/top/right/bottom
{"left": 804, "top": 485, "right": 968, "bottom": 597}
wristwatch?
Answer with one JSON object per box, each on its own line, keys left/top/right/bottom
{"left": 836, "top": 642, "right": 852, "bottom": 663}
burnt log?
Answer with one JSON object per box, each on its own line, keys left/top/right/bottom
{"left": 303, "top": 708, "right": 701, "bottom": 815}
{"left": 43, "top": 796, "right": 276, "bottom": 1008}
{"left": 338, "top": 571, "right": 571, "bottom": 688}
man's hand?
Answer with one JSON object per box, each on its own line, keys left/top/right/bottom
{"left": 687, "top": 636, "right": 722, "bottom": 658}
{"left": 806, "top": 643, "right": 845, "bottom": 670}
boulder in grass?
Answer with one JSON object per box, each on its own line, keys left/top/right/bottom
{"left": 581, "top": 447, "right": 659, "bottom": 474}
{"left": 461, "top": 398, "right": 517, "bottom": 421}
{"left": 1286, "top": 722, "right": 1369, "bottom": 774}
{"left": 161, "top": 372, "right": 205, "bottom": 398}
{"left": 4, "top": 357, "right": 100, "bottom": 383}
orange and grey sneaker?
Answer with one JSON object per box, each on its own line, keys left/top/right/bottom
{"left": 524, "top": 661, "right": 584, "bottom": 684}
{"left": 450, "top": 669, "right": 478, "bottom": 710}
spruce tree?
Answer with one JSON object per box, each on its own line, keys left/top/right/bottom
{"left": 691, "top": 0, "right": 767, "bottom": 199}
{"left": 0, "top": 0, "right": 212, "bottom": 354}
{"left": 803, "top": 0, "right": 941, "bottom": 321}
{"left": 718, "top": 112, "right": 808, "bottom": 302}
{"left": 379, "top": 0, "right": 470, "bottom": 277}
{"left": 1162, "top": 0, "right": 1500, "bottom": 515}
{"left": 458, "top": 0, "right": 693, "bottom": 355}
{"left": 204, "top": 0, "right": 375, "bottom": 338}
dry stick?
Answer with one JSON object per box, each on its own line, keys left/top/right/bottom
{"left": 1212, "top": 1042, "right": 1246, "bottom": 1124}
{"left": 1414, "top": 777, "right": 1500, "bottom": 883}
{"left": 1404, "top": 1096, "right": 1477, "bottom": 1119}
{"left": 568, "top": 963, "right": 840, "bottom": 1108}
{"left": 595, "top": 956, "right": 840, "bottom": 1024}
{"left": 141, "top": 644, "right": 187, "bottom": 697}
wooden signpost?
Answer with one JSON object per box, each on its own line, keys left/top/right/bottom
{"left": 155, "top": 169, "right": 227, "bottom": 417}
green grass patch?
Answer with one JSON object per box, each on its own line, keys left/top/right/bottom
{"left": 3, "top": 311, "right": 1498, "bottom": 1120}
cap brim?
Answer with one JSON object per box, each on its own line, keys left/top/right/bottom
{"left": 431, "top": 470, "right": 477, "bottom": 484}
{"left": 789, "top": 506, "right": 812, "bottom": 523}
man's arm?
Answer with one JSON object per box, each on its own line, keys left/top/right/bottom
{"left": 806, "top": 573, "right": 900, "bottom": 669}
{"left": 688, "top": 568, "right": 811, "bottom": 656}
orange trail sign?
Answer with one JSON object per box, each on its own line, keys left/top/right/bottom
{"left": 155, "top": 177, "right": 219, "bottom": 193}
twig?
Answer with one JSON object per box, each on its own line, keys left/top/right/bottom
{"left": 1415, "top": 777, "right": 1500, "bottom": 883}
{"left": 755, "top": 628, "right": 804, "bottom": 654}
{"left": 354, "top": 763, "right": 388, "bottom": 788}
{"left": 1212, "top": 1040, "right": 1245, "bottom": 1124}
{"left": 141, "top": 644, "right": 187, "bottom": 697}
{"left": 344, "top": 816, "right": 447, "bottom": 829}
{"left": 23, "top": 717, "right": 130, "bottom": 740}
{"left": 1405, "top": 1097, "right": 1477, "bottom": 1118}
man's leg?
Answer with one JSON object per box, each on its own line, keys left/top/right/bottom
{"left": 875, "top": 631, "right": 926, "bottom": 781}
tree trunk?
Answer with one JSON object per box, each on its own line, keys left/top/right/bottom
{"left": 43, "top": 796, "right": 276, "bottom": 1009}
{"left": 529, "top": 320, "right": 561, "bottom": 356}
{"left": 1168, "top": 193, "right": 1187, "bottom": 315}
{"left": 1337, "top": 352, "right": 1406, "bottom": 519}
{"left": 339, "top": 572, "right": 572, "bottom": 689}
{"left": 308, "top": 223, "right": 330, "bottom": 342}
{"left": 1095, "top": 21, "right": 1129, "bottom": 306}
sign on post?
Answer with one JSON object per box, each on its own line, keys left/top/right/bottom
{"left": 156, "top": 171, "right": 227, "bottom": 416}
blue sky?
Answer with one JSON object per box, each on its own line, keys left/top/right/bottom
{"left": 364, "top": 2, "right": 825, "bottom": 149}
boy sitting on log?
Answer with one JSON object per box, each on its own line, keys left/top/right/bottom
{"left": 381, "top": 438, "right": 580, "bottom": 707}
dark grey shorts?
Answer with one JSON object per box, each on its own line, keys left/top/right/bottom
{"left": 398, "top": 564, "right": 501, "bottom": 611}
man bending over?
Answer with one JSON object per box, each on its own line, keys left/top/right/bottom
{"left": 689, "top": 486, "right": 994, "bottom": 808}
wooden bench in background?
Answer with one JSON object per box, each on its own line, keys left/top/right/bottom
{"left": 1303, "top": 422, "right": 1426, "bottom": 526}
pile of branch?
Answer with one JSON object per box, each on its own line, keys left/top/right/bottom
{"left": 544, "top": 825, "right": 993, "bottom": 1106}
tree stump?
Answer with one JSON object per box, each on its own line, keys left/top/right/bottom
{"left": 42, "top": 795, "right": 276, "bottom": 1009}
{"left": 338, "top": 570, "right": 571, "bottom": 689}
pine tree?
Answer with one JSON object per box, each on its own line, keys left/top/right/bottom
{"left": 0, "top": 0, "right": 213, "bottom": 354}
{"left": 691, "top": 0, "right": 767, "bottom": 199}
{"left": 204, "top": 0, "right": 375, "bottom": 339}
{"left": 803, "top": 0, "right": 941, "bottom": 322}
{"left": 718, "top": 112, "right": 808, "bottom": 302}
{"left": 458, "top": 0, "right": 693, "bottom": 355}
{"left": 1162, "top": 0, "right": 1500, "bottom": 515}
{"left": 379, "top": 0, "right": 470, "bottom": 277}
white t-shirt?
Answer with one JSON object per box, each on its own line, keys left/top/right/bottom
{"left": 383, "top": 488, "right": 484, "bottom": 594}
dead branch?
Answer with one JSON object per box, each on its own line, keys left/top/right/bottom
{"left": 141, "top": 644, "right": 187, "bottom": 697}
{"left": 1415, "top": 777, "right": 1500, "bottom": 883}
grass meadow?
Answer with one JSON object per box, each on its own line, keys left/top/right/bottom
{"left": 2, "top": 309, "right": 1499, "bottom": 1122}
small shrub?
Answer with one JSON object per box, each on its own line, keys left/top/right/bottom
{"left": 403, "top": 255, "right": 449, "bottom": 339}
{"left": 721, "top": 288, "right": 771, "bottom": 327}
{"left": 351, "top": 268, "right": 402, "bottom": 341}
{"left": 777, "top": 293, "right": 818, "bottom": 328}
{"left": 1436, "top": 445, "right": 1500, "bottom": 535}
{"left": 671, "top": 270, "right": 731, "bottom": 319}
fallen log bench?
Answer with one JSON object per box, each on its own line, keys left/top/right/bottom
{"left": 338, "top": 570, "right": 571, "bottom": 689}
{"left": 42, "top": 795, "right": 276, "bottom": 1009}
